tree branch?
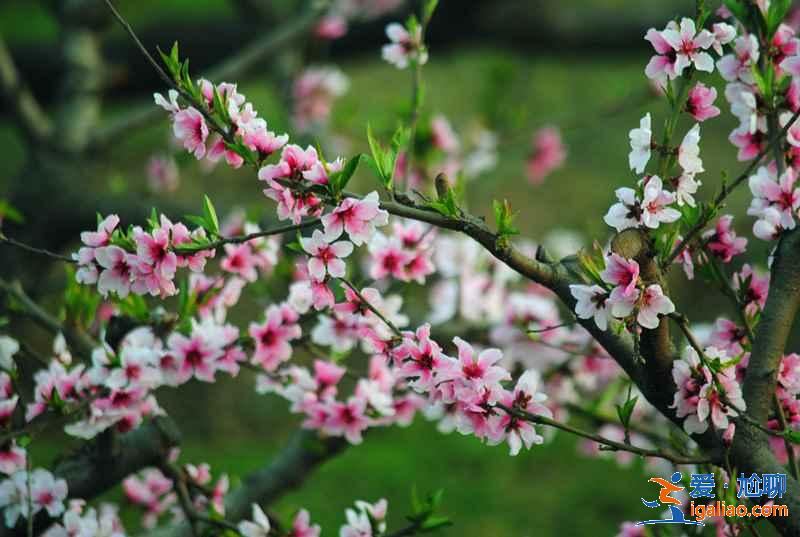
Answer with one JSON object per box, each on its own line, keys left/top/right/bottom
{"left": 90, "top": 2, "right": 325, "bottom": 148}
{"left": 0, "top": 277, "right": 96, "bottom": 360}
{"left": 742, "top": 229, "right": 800, "bottom": 424}
{"left": 0, "top": 417, "right": 181, "bottom": 537}
{"left": 147, "top": 429, "right": 347, "bottom": 537}
{"left": 666, "top": 105, "right": 800, "bottom": 267}
{"left": 0, "top": 35, "right": 52, "bottom": 143}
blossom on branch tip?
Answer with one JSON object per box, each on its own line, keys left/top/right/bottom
{"left": 382, "top": 22, "right": 427, "bottom": 69}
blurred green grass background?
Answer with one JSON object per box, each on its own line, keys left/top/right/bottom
{"left": 0, "top": 0, "right": 779, "bottom": 535}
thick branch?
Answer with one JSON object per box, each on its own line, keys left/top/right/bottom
{"left": 0, "top": 277, "right": 96, "bottom": 360}
{"left": 148, "top": 429, "right": 346, "bottom": 537}
{"left": 0, "top": 35, "right": 52, "bottom": 143}
{"left": 743, "top": 229, "right": 800, "bottom": 424}
{"left": 0, "top": 417, "right": 181, "bottom": 537}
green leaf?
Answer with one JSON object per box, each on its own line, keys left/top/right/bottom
{"left": 366, "top": 125, "right": 394, "bottom": 188}
{"left": 429, "top": 191, "right": 458, "bottom": 218}
{"left": 329, "top": 154, "right": 363, "bottom": 194}
{"left": 722, "top": 0, "right": 748, "bottom": 23}
{"left": 428, "top": 488, "right": 445, "bottom": 509}
{"left": 421, "top": 516, "right": 452, "bottom": 532}
{"left": 184, "top": 214, "right": 208, "bottom": 230}
{"left": 784, "top": 429, "right": 800, "bottom": 444}
{"left": 423, "top": 0, "right": 439, "bottom": 24}
{"left": 492, "top": 199, "right": 519, "bottom": 238}
{"left": 410, "top": 485, "right": 422, "bottom": 515}
{"left": 158, "top": 41, "right": 180, "bottom": 79}
{"left": 148, "top": 207, "right": 159, "bottom": 229}
{"left": 0, "top": 199, "right": 24, "bottom": 224}
{"left": 170, "top": 41, "right": 180, "bottom": 67}
{"left": 767, "top": 0, "right": 792, "bottom": 38}
{"left": 212, "top": 86, "right": 230, "bottom": 124}
{"left": 616, "top": 396, "right": 638, "bottom": 428}
{"left": 202, "top": 195, "right": 220, "bottom": 236}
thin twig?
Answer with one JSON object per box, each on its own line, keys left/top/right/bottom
{"left": 338, "top": 277, "right": 402, "bottom": 337}
{"left": 159, "top": 461, "right": 243, "bottom": 536}
{"left": 103, "top": 0, "right": 236, "bottom": 147}
{"left": 498, "top": 404, "right": 710, "bottom": 465}
{"left": 666, "top": 105, "right": 800, "bottom": 267}
{"left": 0, "top": 234, "right": 76, "bottom": 264}
{"left": 0, "top": 277, "right": 97, "bottom": 359}
{"left": 174, "top": 218, "right": 320, "bottom": 254}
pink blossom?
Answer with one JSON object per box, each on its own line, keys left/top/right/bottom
{"left": 134, "top": 224, "right": 178, "bottom": 282}
{"left": 718, "top": 35, "right": 759, "bottom": 84}
{"left": 0, "top": 446, "right": 25, "bottom": 476}
{"left": 748, "top": 167, "right": 799, "bottom": 231}
{"left": 241, "top": 118, "right": 288, "bottom": 157}
{"left": 628, "top": 113, "right": 651, "bottom": 174}
{"left": 570, "top": 284, "right": 611, "bottom": 331}
{"left": 207, "top": 135, "right": 244, "bottom": 169}
{"left": 440, "top": 337, "right": 510, "bottom": 402}
{"left": 644, "top": 22, "right": 682, "bottom": 81}
{"left": 730, "top": 125, "right": 765, "bottom": 161}
{"left": 221, "top": 243, "right": 260, "bottom": 282}
{"left": 636, "top": 284, "right": 675, "bottom": 329}
{"left": 382, "top": 22, "right": 427, "bottom": 69}
{"left": 300, "top": 229, "right": 353, "bottom": 282}
{"left": 779, "top": 354, "right": 800, "bottom": 395}
{"left": 322, "top": 191, "right": 389, "bottom": 245}
{"left": 289, "top": 509, "right": 320, "bottom": 537}
{"left": 753, "top": 206, "right": 785, "bottom": 241}
{"left": 315, "top": 15, "right": 347, "bottom": 40}
{"left": 733, "top": 264, "right": 769, "bottom": 316}
{"left": 325, "top": 396, "right": 369, "bottom": 444}
{"left": 773, "top": 24, "right": 800, "bottom": 73}
{"left": 154, "top": 89, "right": 180, "bottom": 114}
{"left": 367, "top": 232, "right": 410, "bottom": 281}
{"left": 431, "top": 114, "right": 460, "bottom": 154}
{"left": 661, "top": 17, "right": 714, "bottom": 74}
{"left": 686, "top": 83, "right": 720, "bottom": 122}
{"left": 260, "top": 145, "right": 323, "bottom": 224}
{"left": 166, "top": 331, "right": 222, "bottom": 384}
{"left": 292, "top": 67, "right": 349, "bottom": 132}
{"left": 94, "top": 246, "right": 135, "bottom": 298}
{"left": 172, "top": 107, "right": 208, "bottom": 159}
{"left": 702, "top": 215, "right": 747, "bottom": 263}
{"left": 493, "top": 371, "right": 551, "bottom": 455}
{"left": 249, "top": 305, "right": 302, "bottom": 371}
{"left": 238, "top": 504, "right": 271, "bottom": 537}
{"left": 395, "top": 324, "right": 451, "bottom": 392}
{"left": 604, "top": 176, "right": 680, "bottom": 231}
{"left": 30, "top": 469, "right": 68, "bottom": 518}
{"left": 672, "top": 346, "right": 743, "bottom": 434}
{"left": 601, "top": 254, "right": 640, "bottom": 297}
{"left": 616, "top": 522, "right": 646, "bottom": 537}
{"left": 526, "top": 127, "right": 566, "bottom": 184}
{"left": 146, "top": 155, "right": 179, "bottom": 193}
{"left": 709, "top": 318, "right": 748, "bottom": 356}
{"left": 711, "top": 22, "right": 736, "bottom": 55}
